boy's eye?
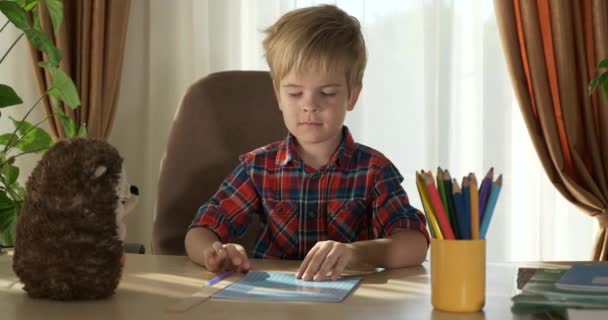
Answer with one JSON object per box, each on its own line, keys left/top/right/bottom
{"left": 287, "top": 92, "right": 302, "bottom": 97}
{"left": 321, "top": 91, "right": 336, "bottom": 97}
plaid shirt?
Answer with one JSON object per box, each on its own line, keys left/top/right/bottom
{"left": 190, "top": 126, "right": 428, "bottom": 259}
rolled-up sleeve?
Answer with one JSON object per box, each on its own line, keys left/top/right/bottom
{"left": 371, "top": 163, "right": 430, "bottom": 242}
{"left": 189, "top": 161, "right": 260, "bottom": 243}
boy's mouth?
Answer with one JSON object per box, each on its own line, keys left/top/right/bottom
{"left": 298, "top": 121, "right": 322, "bottom": 126}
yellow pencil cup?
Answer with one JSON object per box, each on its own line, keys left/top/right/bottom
{"left": 430, "top": 238, "right": 486, "bottom": 312}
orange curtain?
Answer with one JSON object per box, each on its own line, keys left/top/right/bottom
{"left": 495, "top": 0, "right": 608, "bottom": 260}
{"left": 29, "top": 0, "right": 131, "bottom": 140}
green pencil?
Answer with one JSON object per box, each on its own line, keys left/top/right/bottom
{"left": 437, "top": 167, "right": 451, "bottom": 224}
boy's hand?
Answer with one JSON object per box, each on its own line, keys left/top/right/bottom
{"left": 203, "top": 241, "right": 252, "bottom": 273}
{"left": 296, "top": 240, "right": 354, "bottom": 281}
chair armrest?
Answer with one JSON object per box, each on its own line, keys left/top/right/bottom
{"left": 124, "top": 242, "right": 145, "bottom": 254}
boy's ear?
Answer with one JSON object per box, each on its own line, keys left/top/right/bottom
{"left": 347, "top": 86, "right": 362, "bottom": 111}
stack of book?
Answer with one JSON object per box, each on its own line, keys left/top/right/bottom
{"left": 512, "top": 263, "right": 608, "bottom": 318}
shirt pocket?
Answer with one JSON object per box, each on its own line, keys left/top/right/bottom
{"left": 327, "top": 199, "right": 368, "bottom": 243}
{"left": 265, "top": 199, "right": 299, "bottom": 257}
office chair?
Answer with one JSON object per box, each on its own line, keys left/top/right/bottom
{"left": 152, "top": 71, "right": 286, "bottom": 255}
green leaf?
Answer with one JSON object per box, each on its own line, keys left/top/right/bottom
{"left": 588, "top": 72, "right": 608, "bottom": 95}
{"left": 14, "top": 184, "right": 25, "bottom": 200}
{"left": 0, "top": 199, "right": 18, "bottom": 246}
{"left": 37, "top": 60, "right": 53, "bottom": 69}
{"left": 52, "top": 105, "right": 76, "bottom": 137}
{"left": 0, "top": 1, "right": 30, "bottom": 30}
{"left": 9, "top": 116, "right": 53, "bottom": 153}
{"left": 24, "top": 29, "right": 62, "bottom": 66}
{"left": 43, "top": 0, "right": 62, "bottom": 33}
{"left": 0, "top": 84, "right": 23, "bottom": 108}
{"left": 0, "top": 134, "right": 14, "bottom": 146}
{"left": 597, "top": 58, "right": 608, "bottom": 70}
{"left": 1, "top": 164, "right": 19, "bottom": 186}
{"left": 46, "top": 67, "right": 80, "bottom": 108}
{"left": 32, "top": 6, "right": 41, "bottom": 30}
{"left": 77, "top": 125, "right": 88, "bottom": 138}
{"left": 60, "top": 114, "right": 76, "bottom": 138}
{"left": 0, "top": 189, "right": 12, "bottom": 207}
{"left": 16, "top": 0, "right": 40, "bottom": 11}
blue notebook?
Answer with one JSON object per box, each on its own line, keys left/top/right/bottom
{"left": 211, "top": 271, "right": 361, "bottom": 302}
{"left": 555, "top": 263, "right": 608, "bottom": 292}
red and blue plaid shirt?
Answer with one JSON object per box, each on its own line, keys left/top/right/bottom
{"left": 190, "top": 126, "right": 429, "bottom": 259}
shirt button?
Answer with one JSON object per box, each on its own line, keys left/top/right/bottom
{"left": 307, "top": 211, "right": 315, "bottom": 218}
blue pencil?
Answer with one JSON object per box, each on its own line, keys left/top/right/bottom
{"left": 451, "top": 178, "right": 468, "bottom": 239}
{"left": 461, "top": 176, "right": 472, "bottom": 240}
{"left": 480, "top": 175, "right": 503, "bottom": 239}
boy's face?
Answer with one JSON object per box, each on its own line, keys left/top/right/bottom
{"left": 276, "top": 68, "right": 361, "bottom": 146}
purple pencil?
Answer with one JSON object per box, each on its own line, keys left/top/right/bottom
{"left": 478, "top": 168, "right": 494, "bottom": 222}
{"left": 204, "top": 271, "right": 234, "bottom": 287}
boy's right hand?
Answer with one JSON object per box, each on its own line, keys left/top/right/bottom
{"left": 203, "top": 241, "right": 252, "bottom": 273}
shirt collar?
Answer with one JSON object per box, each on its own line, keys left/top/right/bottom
{"left": 275, "top": 126, "right": 355, "bottom": 169}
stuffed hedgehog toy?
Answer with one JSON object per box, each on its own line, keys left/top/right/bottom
{"left": 12, "top": 138, "right": 139, "bottom": 300}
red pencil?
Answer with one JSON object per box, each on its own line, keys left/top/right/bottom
{"left": 422, "top": 172, "right": 455, "bottom": 239}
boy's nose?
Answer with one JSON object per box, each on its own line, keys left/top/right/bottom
{"left": 302, "top": 104, "right": 319, "bottom": 113}
{"left": 301, "top": 94, "right": 320, "bottom": 113}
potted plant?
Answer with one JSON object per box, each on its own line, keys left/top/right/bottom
{"left": 0, "top": 0, "right": 85, "bottom": 248}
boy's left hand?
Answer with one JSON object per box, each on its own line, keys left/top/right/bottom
{"left": 296, "top": 240, "right": 354, "bottom": 281}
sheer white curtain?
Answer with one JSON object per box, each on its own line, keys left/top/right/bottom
{"left": 110, "top": 0, "right": 596, "bottom": 260}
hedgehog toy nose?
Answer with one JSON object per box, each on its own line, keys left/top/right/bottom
{"left": 130, "top": 185, "right": 139, "bottom": 196}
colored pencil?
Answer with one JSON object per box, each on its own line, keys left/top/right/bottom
{"left": 480, "top": 174, "right": 503, "bottom": 239}
{"left": 437, "top": 167, "right": 451, "bottom": 224}
{"left": 422, "top": 172, "right": 455, "bottom": 239}
{"left": 469, "top": 173, "right": 480, "bottom": 239}
{"left": 451, "top": 178, "right": 468, "bottom": 239}
{"left": 415, "top": 172, "right": 442, "bottom": 239}
{"left": 478, "top": 168, "right": 494, "bottom": 222}
{"left": 444, "top": 170, "right": 460, "bottom": 238}
{"left": 462, "top": 176, "right": 472, "bottom": 240}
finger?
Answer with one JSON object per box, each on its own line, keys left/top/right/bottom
{"left": 303, "top": 244, "right": 332, "bottom": 281}
{"left": 203, "top": 248, "right": 220, "bottom": 271}
{"left": 297, "top": 245, "right": 319, "bottom": 279}
{"left": 220, "top": 255, "right": 232, "bottom": 271}
{"left": 330, "top": 252, "right": 351, "bottom": 281}
{"left": 224, "top": 245, "right": 243, "bottom": 266}
{"left": 234, "top": 245, "right": 252, "bottom": 270}
{"left": 236, "top": 263, "right": 250, "bottom": 273}
{"left": 315, "top": 247, "right": 341, "bottom": 281}
{"left": 212, "top": 241, "right": 225, "bottom": 258}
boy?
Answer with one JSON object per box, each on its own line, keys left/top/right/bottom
{"left": 185, "top": 5, "right": 428, "bottom": 281}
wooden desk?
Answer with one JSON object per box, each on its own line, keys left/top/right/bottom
{"left": 0, "top": 252, "right": 562, "bottom": 320}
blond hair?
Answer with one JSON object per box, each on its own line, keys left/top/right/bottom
{"left": 263, "top": 5, "right": 367, "bottom": 97}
